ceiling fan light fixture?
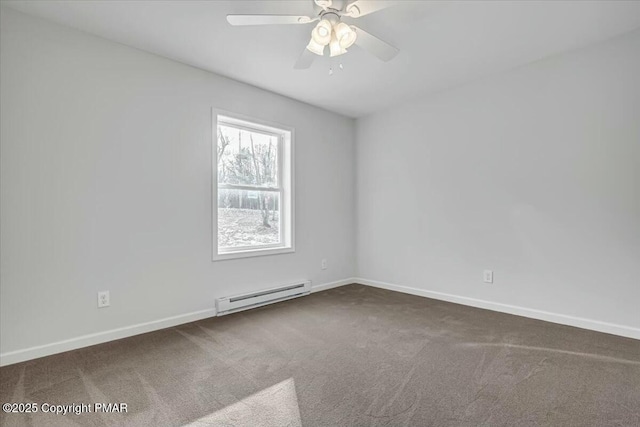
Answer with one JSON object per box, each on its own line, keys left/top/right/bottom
{"left": 306, "top": 38, "right": 325, "bottom": 56}
{"left": 311, "top": 19, "right": 332, "bottom": 45}
{"left": 335, "top": 22, "right": 357, "bottom": 49}
{"left": 329, "top": 31, "right": 347, "bottom": 57}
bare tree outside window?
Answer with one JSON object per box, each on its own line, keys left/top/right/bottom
{"left": 217, "top": 123, "right": 281, "bottom": 250}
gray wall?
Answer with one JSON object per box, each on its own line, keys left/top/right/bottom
{"left": 356, "top": 29, "right": 640, "bottom": 332}
{"left": 0, "top": 9, "right": 356, "bottom": 357}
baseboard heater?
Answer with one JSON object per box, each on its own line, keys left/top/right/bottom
{"left": 215, "top": 281, "right": 311, "bottom": 316}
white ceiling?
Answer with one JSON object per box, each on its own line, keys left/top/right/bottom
{"left": 4, "top": 0, "right": 640, "bottom": 117}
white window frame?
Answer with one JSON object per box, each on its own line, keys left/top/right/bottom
{"left": 212, "top": 109, "right": 294, "bottom": 261}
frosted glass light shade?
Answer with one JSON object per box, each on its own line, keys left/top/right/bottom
{"left": 329, "top": 32, "right": 347, "bottom": 57}
{"left": 311, "top": 20, "right": 332, "bottom": 46}
{"left": 335, "top": 22, "right": 357, "bottom": 49}
{"left": 306, "top": 38, "right": 325, "bottom": 56}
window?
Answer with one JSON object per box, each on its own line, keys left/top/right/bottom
{"left": 213, "top": 112, "right": 294, "bottom": 260}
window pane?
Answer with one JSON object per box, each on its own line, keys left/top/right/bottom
{"left": 217, "top": 125, "right": 278, "bottom": 188}
{"left": 218, "top": 189, "right": 281, "bottom": 250}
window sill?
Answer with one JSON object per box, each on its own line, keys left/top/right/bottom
{"left": 212, "top": 246, "right": 295, "bottom": 262}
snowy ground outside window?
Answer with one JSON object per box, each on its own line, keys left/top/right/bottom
{"left": 218, "top": 208, "right": 280, "bottom": 249}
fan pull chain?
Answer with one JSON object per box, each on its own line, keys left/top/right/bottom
{"left": 328, "top": 63, "right": 344, "bottom": 76}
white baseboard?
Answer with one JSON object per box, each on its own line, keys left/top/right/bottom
{"left": 0, "top": 278, "right": 355, "bottom": 367}
{"left": 13, "top": 276, "right": 632, "bottom": 366}
{"left": 0, "top": 308, "right": 217, "bottom": 367}
{"left": 355, "top": 277, "right": 640, "bottom": 341}
{"left": 311, "top": 277, "right": 355, "bottom": 293}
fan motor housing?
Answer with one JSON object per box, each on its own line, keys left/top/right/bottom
{"left": 320, "top": 11, "right": 341, "bottom": 24}
{"left": 314, "top": 0, "right": 348, "bottom": 16}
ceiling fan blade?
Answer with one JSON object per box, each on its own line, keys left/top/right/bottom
{"left": 294, "top": 48, "right": 317, "bottom": 70}
{"left": 344, "top": 0, "right": 395, "bottom": 18}
{"left": 352, "top": 26, "right": 399, "bottom": 61}
{"left": 226, "top": 15, "right": 316, "bottom": 26}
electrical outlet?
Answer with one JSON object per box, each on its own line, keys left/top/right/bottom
{"left": 321, "top": 259, "right": 328, "bottom": 270}
{"left": 97, "top": 291, "right": 110, "bottom": 308}
{"left": 483, "top": 270, "right": 493, "bottom": 284}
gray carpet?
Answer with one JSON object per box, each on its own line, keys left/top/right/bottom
{"left": 1, "top": 284, "right": 639, "bottom": 427}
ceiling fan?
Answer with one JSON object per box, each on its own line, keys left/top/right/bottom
{"left": 226, "top": 0, "right": 399, "bottom": 69}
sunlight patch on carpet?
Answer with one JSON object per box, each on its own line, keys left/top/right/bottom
{"left": 183, "top": 378, "right": 301, "bottom": 427}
